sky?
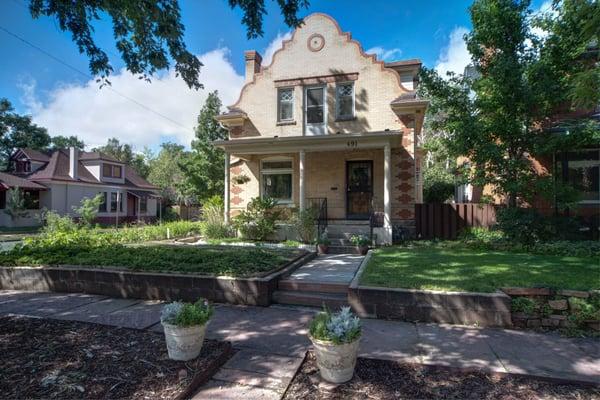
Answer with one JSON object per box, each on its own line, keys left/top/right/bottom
{"left": 0, "top": 0, "right": 550, "bottom": 152}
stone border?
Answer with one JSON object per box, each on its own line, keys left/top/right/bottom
{"left": 348, "top": 250, "right": 512, "bottom": 327}
{"left": 0, "top": 252, "right": 316, "bottom": 307}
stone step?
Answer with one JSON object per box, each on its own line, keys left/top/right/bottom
{"left": 327, "top": 231, "right": 371, "bottom": 240}
{"left": 272, "top": 290, "right": 349, "bottom": 309}
{"left": 278, "top": 279, "right": 349, "bottom": 294}
{"left": 327, "top": 245, "right": 364, "bottom": 255}
{"left": 326, "top": 220, "right": 370, "bottom": 226}
{"left": 327, "top": 238, "right": 353, "bottom": 246}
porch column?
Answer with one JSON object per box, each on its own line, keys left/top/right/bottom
{"left": 224, "top": 152, "right": 230, "bottom": 224}
{"left": 383, "top": 144, "right": 392, "bottom": 244}
{"left": 299, "top": 150, "right": 306, "bottom": 210}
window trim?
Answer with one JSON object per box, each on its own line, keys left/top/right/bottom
{"left": 260, "top": 157, "right": 294, "bottom": 204}
{"left": 102, "top": 163, "right": 123, "bottom": 179}
{"left": 140, "top": 197, "right": 148, "bottom": 213}
{"left": 98, "top": 192, "right": 107, "bottom": 213}
{"left": 335, "top": 82, "right": 355, "bottom": 120}
{"left": 277, "top": 87, "right": 295, "bottom": 122}
{"left": 556, "top": 148, "right": 600, "bottom": 204}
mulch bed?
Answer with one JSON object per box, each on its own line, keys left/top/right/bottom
{"left": 284, "top": 352, "right": 600, "bottom": 400}
{"left": 0, "top": 316, "right": 232, "bottom": 399}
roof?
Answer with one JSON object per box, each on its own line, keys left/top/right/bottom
{"left": 14, "top": 148, "right": 51, "bottom": 162}
{"left": 384, "top": 59, "right": 422, "bottom": 68}
{"left": 79, "top": 151, "right": 120, "bottom": 163}
{"left": 0, "top": 172, "right": 46, "bottom": 190}
{"left": 390, "top": 91, "right": 429, "bottom": 107}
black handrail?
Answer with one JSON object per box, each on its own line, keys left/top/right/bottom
{"left": 307, "top": 197, "right": 327, "bottom": 239}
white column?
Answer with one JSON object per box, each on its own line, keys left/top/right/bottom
{"left": 299, "top": 150, "right": 306, "bottom": 211}
{"left": 224, "top": 153, "right": 230, "bottom": 224}
{"left": 383, "top": 144, "right": 392, "bottom": 244}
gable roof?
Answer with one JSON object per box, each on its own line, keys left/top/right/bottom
{"left": 0, "top": 171, "right": 46, "bottom": 190}
{"left": 11, "top": 148, "right": 51, "bottom": 162}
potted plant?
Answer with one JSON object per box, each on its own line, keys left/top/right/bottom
{"left": 350, "top": 234, "right": 370, "bottom": 255}
{"left": 308, "top": 307, "right": 361, "bottom": 384}
{"left": 316, "top": 231, "right": 330, "bottom": 254}
{"left": 161, "top": 299, "right": 214, "bottom": 361}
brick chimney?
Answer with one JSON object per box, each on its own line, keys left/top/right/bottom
{"left": 244, "top": 50, "right": 262, "bottom": 83}
{"left": 69, "top": 147, "right": 78, "bottom": 179}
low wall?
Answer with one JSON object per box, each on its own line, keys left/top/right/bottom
{"left": 0, "top": 251, "right": 316, "bottom": 306}
{"left": 348, "top": 251, "right": 512, "bottom": 327}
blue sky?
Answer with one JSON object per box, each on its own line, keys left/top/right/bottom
{"left": 0, "top": 0, "right": 548, "bottom": 151}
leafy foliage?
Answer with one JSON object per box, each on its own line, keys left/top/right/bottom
{"left": 315, "top": 230, "right": 330, "bottom": 246}
{"left": 423, "top": 164, "right": 455, "bottom": 203}
{"left": 229, "top": 0, "right": 308, "bottom": 39}
{"left": 50, "top": 135, "right": 85, "bottom": 150}
{"left": 233, "top": 197, "right": 281, "bottom": 241}
{"left": 72, "top": 194, "right": 104, "bottom": 227}
{"left": 349, "top": 234, "right": 369, "bottom": 247}
{"left": 3, "top": 188, "right": 29, "bottom": 221}
{"left": 146, "top": 142, "right": 194, "bottom": 205}
{"left": 201, "top": 196, "right": 230, "bottom": 239}
{"left": 511, "top": 297, "right": 536, "bottom": 314}
{"left": 568, "top": 295, "right": 600, "bottom": 327}
{"left": 161, "top": 299, "right": 213, "bottom": 327}
{"left": 41, "top": 210, "right": 79, "bottom": 235}
{"left": 291, "top": 207, "right": 318, "bottom": 244}
{"left": 496, "top": 207, "right": 584, "bottom": 244}
{"left": 309, "top": 307, "right": 361, "bottom": 344}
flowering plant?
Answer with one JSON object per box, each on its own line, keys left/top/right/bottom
{"left": 309, "top": 306, "right": 361, "bottom": 344}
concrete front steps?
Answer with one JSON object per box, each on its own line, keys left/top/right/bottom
{"left": 272, "top": 279, "right": 349, "bottom": 309}
{"left": 325, "top": 220, "right": 370, "bottom": 255}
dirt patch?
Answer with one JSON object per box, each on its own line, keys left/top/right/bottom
{"left": 0, "top": 316, "right": 231, "bottom": 399}
{"left": 284, "top": 352, "right": 600, "bottom": 400}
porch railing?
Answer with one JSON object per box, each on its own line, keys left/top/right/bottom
{"left": 307, "top": 197, "right": 328, "bottom": 239}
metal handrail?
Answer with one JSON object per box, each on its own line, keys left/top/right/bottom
{"left": 307, "top": 197, "right": 327, "bottom": 239}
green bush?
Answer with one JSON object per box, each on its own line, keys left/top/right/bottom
{"left": 233, "top": 197, "right": 281, "bottom": 241}
{"left": 568, "top": 295, "right": 600, "bottom": 328}
{"left": 496, "top": 208, "right": 584, "bottom": 245}
{"left": 511, "top": 297, "right": 536, "bottom": 314}
{"left": 201, "top": 196, "right": 230, "bottom": 239}
{"left": 161, "top": 299, "right": 213, "bottom": 327}
{"left": 423, "top": 165, "right": 455, "bottom": 203}
{"left": 291, "top": 207, "right": 318, "bottom": 244}
{"left": 458, "top": 227, "right": 504, "bottom": 242}
{"left": 41, "top": 210, "right": 79, "bottom": 235}
{"left": 73, "top": 194, "right": 104, "bottom": 227}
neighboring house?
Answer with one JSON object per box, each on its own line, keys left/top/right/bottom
{"left": 214, "top": 13, "right": 427, "bottom": 243}
{"left": 0, "top": 147, "right": 160, "bottom": 227}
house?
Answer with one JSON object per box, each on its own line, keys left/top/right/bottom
{"left": 214, "top": 13, "right": 427, "bottom": 244}
{"left": 0, "top": 147, "right": 160, "bottom": 227}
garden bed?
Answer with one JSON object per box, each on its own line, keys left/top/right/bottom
{"left": 0, "top": 315, "right": 232, "bottom": 399}
{"left": 283, "top": 352, "right": 600, "bottom": 399}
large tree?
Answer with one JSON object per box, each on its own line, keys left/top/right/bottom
{"left": 147, "top": 142, "right": 193, "bottom": 205}
{"left": 92, "top": 137, "right": 134, "bottom": 164}
{"left": 50, "top": 135, "right": 85, "bottom": 150}
{"left": 27, "top": 0, "right": 308, "bottom": 88}
{"left": 180, "top": 91, "right": 229, "bottom": 202}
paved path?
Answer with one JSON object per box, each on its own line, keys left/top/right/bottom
{"left": 284, "top": 254, "right": 363, "bottom": 284}
{"left": 1, "top": 290, "right": 599, "bottom": 399}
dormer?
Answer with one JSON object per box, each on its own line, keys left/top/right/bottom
{"left": 384, "top": 59, "right": 422, "bottom": 91}
{"left": 9, "top": 148, "right": 50, "bottom": 174}
{"left": 79, "top": 152, "right": 125, "bottom": 184}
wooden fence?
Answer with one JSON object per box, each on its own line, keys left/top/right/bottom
{"left": 415, "top": 203, "right": 497, "bottom": 240}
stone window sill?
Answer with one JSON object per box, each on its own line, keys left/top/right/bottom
{"left": 335, "top": 116, "right": 356, "bottom": 122}
{"left": 277, "top": 120, "right": 297, "bottom": 126}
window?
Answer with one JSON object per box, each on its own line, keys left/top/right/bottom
{"left": 103, "top": 163, "right": 123, "bottom": 178}
{"left": 336, "top": 83, "right": 354, "bottom": 119}
{"left": 278, "top": 88, "right": 294, "bottom": 122}
{"left": 110, "top": 192, "right": 123, "bottom": 212}
{"left": 140, "top": 197, "right": 148, "bottom": 213}
{"left": 23, "top": 190, "right": 39, "bottom": 209}
{"left": 556, "top": 149, "right": 599, "bottom": 203}
{"left": 261, "top": 159, "right": 293, "bottom": 203}
{"left": 98, "top": 192, "right": 107, "bottom": 212}
{"left": 306, "top": 87, "right": 325, "bottom": 124}
{"left": 15, "top": 161, "right": 31, "bottom": 173}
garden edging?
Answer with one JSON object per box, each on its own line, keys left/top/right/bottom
{"left": 0, "top": 251, "right": 316, "bottom": 307}
{"left": 348, "top": 251, "right": 512, "bottom": 327}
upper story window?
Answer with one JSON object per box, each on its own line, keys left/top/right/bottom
{"left": 15, "top": 160, "right": 31, "bottom": 173}
{"left": 261, "top": 158, "right": 293, "bottom": 203}
{"left": 336, "top": 83, "right": 354, "bottom": 120}
{"left": 556, "top": 149, "right": 599, "bottom": 203}
{"left": 278, "top": 88, "right": 294, "bottom": 122}
{"left": 102, "top": 163, "right": 122, "bottom": 179}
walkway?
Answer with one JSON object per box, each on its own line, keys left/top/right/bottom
{"left": 1, "top": 290, "right": 599, "bottom": 399}
{"left": 284, "top": 254, "right": 363, "bottom": 284}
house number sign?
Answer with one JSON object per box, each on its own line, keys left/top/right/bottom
{"left": 347, "top": 140, "right": 359, "bottom": 149}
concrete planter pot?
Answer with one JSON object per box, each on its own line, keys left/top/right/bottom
{"left": 357, "top": 245, "right": 369, "bottom": 256}
{"left": 309, "top": 335, "right": 360, "bottom": 383}
{"left": 317, "top": 244, "right": 329, "bottom": 254}
{"left": 162, "top": 322, "right": 208, "bottom": 361}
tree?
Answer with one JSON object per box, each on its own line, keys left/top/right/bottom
{"left": 0, "top": 98, "right": 51, "bottom": 169}
{"left": 73, "top": 194, "right": 104, "bottom": 227}
{"left": 92, "top": 138, "right": 134, "bottom": 164}
{"left": 147, "top": 142, "right": 193, "bottom": 205}
{"left": 4, "top": 187, "right": 29, "bottom": 221}
{"left": 50, "top": 135, "right": 85, "bottom": 150}
{"left": 180, "top": 91, "right": 228, "bottom": 202}
{"left": 27, "top": 0, "right": 308, "bottom": 88}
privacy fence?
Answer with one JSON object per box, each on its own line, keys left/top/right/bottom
{"left": 415, "top": 203, "right": 497, "bottom": 240}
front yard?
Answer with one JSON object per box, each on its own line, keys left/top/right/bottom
{"left": 360, "top": 243, "right": 600, "bottom": 293}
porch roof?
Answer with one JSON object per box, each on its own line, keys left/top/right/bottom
{"left": 213, "top": 130, "right": 403, "bottom": 155}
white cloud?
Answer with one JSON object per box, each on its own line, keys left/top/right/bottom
{"left": 262, "top": 31, "right": 292, "bottom": 67}
{"left": 366, "top": 46, "right": 403, "bottom": 61}
{"left": 435, "top": 26, "right": 471, "bottom": 77}
{"left": 21, "top": 48, "right": 244, "bottom": 150}
{"left": 530, "top": 0, "right": 556, "bottom": 41}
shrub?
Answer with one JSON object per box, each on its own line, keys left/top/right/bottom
{"left": 309, "top": 307, "right": 361, "bottom": 344}
{"left": 568, "top": 295, "right": 600, "bottom": 328}
{"left": 316, "top": 230, "right": 330, "bottom": 245}
{"left": 496, "top": 208, "right": 584, "bottom": 245}
{"left": 73, "top": 194, "right": 104, "bottom": 227}
{"left": 201, "top": 196, "right": 229, "bottom": 239}
{"left": 233, "top": 197, "right": 281, "bottom": 241}
{"left": 511, "top": 297, "right": 536, "bottom": 314}
{"left": 4, "top": 187, "right": 29, "bottom": 221}
{"left": 161, "top": 299, "right": 213, "bottom": 327}
{"left": 423, "top": 165, "right": 455, "bottom": 203}
{"left": 349, "top": 234, "right": 370, "bottom": 247}
{"left": 292, "top": 207, "right": 318, "bottom": 243}
{"left": 458, "top": 227, "right": 504, "bottom": 242}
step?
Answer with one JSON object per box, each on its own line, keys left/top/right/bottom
{"left": 327, "top": 231, "right": 371, "bottom": 240}
{"left": 326, "top": 220, "right": 370, "bottom": 226}
{"left": 327, "top": 238, "right": 353, "bottom": 246}
{"left": 327, "top": 245, "right": 363, "bottom": 255}
{"left": 272, "top": 290, "right": 349, "bottom": 309}
{"left": 278, "top": 279, "right": 349, "bottom": 294}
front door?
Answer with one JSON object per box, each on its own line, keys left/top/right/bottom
{"left": 346, "top": 161, "right": 373, "bottom": 219}
{"left": 304, "top": 86, "right": 326, "bottom": 135}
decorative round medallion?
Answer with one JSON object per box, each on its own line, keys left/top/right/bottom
{"left": 307, "top": 33, "right": 325, "bottom": 52}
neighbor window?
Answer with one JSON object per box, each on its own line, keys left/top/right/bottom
{"left": 98, "top": 192, "right": 107, "bottom": 212}
{"left": 140, "top": 197, "right": 148, "bottom": 213}
{"left": 336, "top": 83, "right": 354, "bottom": 119}
{"left": 261, "top": 159, "right": 293, "bottom": 203}
{"left": 278, "top": 88, "right": 294, "bottom": 122}
{"left": 23, "top": 190, "right": 40, "bottom": 209}
{"left": 103, "top": 163, "right": 122, "bottom": 179}
{"left": 556, "top": 149, "right": 599, "bottom": 203}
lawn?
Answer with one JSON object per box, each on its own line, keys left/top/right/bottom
{"left": 360, "top": 243, "right": 600, "bottom": 293}
{"left": 0, "top": 244, "right": 301, "bottom": 277}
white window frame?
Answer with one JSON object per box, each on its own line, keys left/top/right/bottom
{"left": 304, "top": 85, "right": 327, "bottom": 135}
{"left": 260, "top": 157, "right": 294, "bottom": 204}
{"left": 335, "top": 82, "right": 355, "bottom": 120}
{"left": 559, "top": 148, "right": 600, "bottom": 204}
{"left": 277, "top": 87, "right": 294, "bottom": 122}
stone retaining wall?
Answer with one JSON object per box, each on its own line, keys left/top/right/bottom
{"left": 0, "top": 252, "right": 315, "bottom": 307}
{"left": 348, "top": 252, "right": 512, "bottom": 327}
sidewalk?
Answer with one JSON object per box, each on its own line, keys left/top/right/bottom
{"left": 1, "top": 290, "right": 598, "bottom": 399}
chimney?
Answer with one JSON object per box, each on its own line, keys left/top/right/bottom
{"left": 244, "top": 50, "right": 262, "bottom": 83}
{"left": 69, "top": 147, "right": 78, "bottom": 179}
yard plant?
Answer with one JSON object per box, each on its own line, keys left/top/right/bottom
{"left": 309, "top": 307, "right": 361, "bottom": 345}
{"left": 161, "top": 300, "right": 213, "bottom": 327}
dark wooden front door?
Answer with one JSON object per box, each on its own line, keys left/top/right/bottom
{"left": 346, "top": 161, "right": 373, "bottom": 219}
{"left": 127, "top": 194, "right": 137, "bottom": 216}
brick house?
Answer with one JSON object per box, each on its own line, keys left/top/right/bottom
{"left": 214, "top": 13, "right": 427, "bottom": 243}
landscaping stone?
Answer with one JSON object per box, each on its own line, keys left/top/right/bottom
{"left": 526, "top": 319, "right": 541, "bottom": 328}
{"left": 501, "top": 287, "right": 551, "bottom": 296}
{"left": 557, "top": 290, "right": 589, "bottom": 298}
{"left": 548, "top": 299, "right": 568, "bottom": 310}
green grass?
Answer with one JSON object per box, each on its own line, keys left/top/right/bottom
{"left": 360, "top": 243, "right": 600, "bottom": 293}
{"left": 0, "top": 244, "right": 300, "bottom": 277}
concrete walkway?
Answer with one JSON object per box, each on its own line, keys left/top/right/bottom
{"left": 1, "top": 290, "right": 599, "bottom": 399}
{"left": 284, "top": 254, "right": 363, "bottom": 284}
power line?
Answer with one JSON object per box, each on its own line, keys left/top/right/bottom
{"left": 0, "top": 24, "right": 193, "bottom": 132}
